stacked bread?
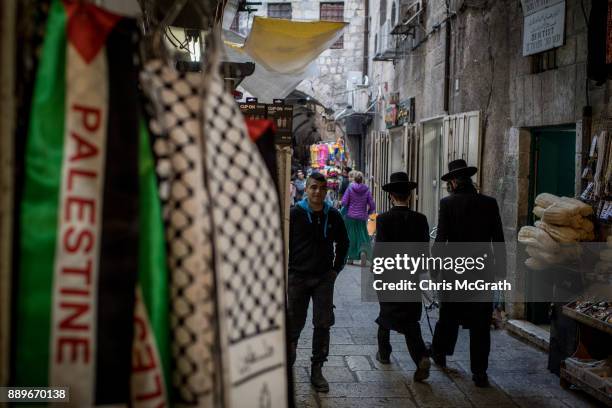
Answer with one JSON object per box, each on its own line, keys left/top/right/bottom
{"left": 520, "top": 193, "right": 594, "bottom": 270}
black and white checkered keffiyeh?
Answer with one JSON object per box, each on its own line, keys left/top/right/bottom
{"left": 141, "top": 47, "right": 287, "bottom": 406}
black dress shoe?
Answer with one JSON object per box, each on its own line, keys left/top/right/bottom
{"left": 375, "top": 351, "right": 391, "bottom": 364}
{"left": 311, "top": 363, "right": 329, "bottom": 393}
{"left": 432, "top": 352, "right": 446, "bottom": 368}
{"left": 472, "top": 373, "right": 490, "bottom": 388}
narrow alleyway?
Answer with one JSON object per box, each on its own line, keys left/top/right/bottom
{"left": 294, "top": 265, "right": 599, "bottom": 408}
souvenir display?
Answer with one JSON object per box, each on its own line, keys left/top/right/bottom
{"left": 141, "top": 41, "right": 287, "bottom": 408}
{"left": 15, "top": 1, "right": 170, "bottom": 406}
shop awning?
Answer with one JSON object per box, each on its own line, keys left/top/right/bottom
{"left": 223, "top": 28, "right": 319, "bottom": 102}
{"left": 229, "top": 16, "right": 347, "bottom": 75}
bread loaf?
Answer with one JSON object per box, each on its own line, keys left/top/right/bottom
{"left": 525, "top": 257, "right": 548, "bottom": 270}
{"left": 535, "top": 221, "right": 580, "bottom": 243}
{"left": 533, "top": 206, "right": 545, "bottom": 219}
{"left": 559, "top": 197, "right": 594, "bottom": 216}
{"left": 526, "top": 246, "right": 557, "bottom": 264}
{"left": 535, "top": 193, "right": 560, "bottom": 209}
{"left": 518, "top": 226, "right": 560, "bottom": 252}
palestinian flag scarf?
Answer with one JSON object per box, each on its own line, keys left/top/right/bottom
{"left": 15, "top": 1, "right": 170, "bottom": 405}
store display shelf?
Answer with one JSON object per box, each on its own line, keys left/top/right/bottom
{"left": 560, "top": 365, "right": 612, "bottom": 406}
{"left": 562, "top": 305, "right": 612, "bottom": 335}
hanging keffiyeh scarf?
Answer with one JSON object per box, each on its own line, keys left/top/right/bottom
{"left": 141, "top": 30, "right": 288, "bottom": 407}
{"left": 15, "top": 1, "right": 170, "bottom": 405}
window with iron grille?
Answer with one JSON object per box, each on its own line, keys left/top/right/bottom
{"left": 268, "top": 3, "right": 292, "bottom": 19}
{"left": 320, "top": 2, "right": 344, "bottom": 49}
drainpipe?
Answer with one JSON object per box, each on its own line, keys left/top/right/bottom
{"left": 363, "top": 0, "right": 369, "bottom": 78}
{"left": 443, "top": 14, "right": 451, "bottom": 112}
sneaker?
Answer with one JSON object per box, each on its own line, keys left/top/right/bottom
{"left": 413, "top": 357, "right": 431, "bottom": 382}
{"left": 472, "top": 373, "right": 490, "bottom": 388}
{"left": 375, "top": 351, "right": 391, "bottom": 364}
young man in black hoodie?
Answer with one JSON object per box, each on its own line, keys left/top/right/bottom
{"left": 288, "top": 172, "right": 349, "bottom": 393}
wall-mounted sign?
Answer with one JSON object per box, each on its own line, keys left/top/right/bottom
{"left": 521, "top": 0, "right": 565, "bottom": 56}
{"left": 397, "top": 98, "right": 415, "bottom": 126}
{"left": 239, "top": 101, "right": 294, "bottom": 145}
{"left": 267, "top": 103, "right": 293, "bottom": 145}
{"left": 239, "top": 102, "right": 267, "bottom": 121}
{"left": 385, "top": 104, "right": 398, "bottom": 129}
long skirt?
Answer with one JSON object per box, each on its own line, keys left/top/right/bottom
{"left": 344, "top": 216, "right": 371, "bottom": 261}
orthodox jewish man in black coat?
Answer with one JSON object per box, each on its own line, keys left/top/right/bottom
{"left": 374, "top": 172, "right": 431, "bottom": 382}
{"left": 431, "top": 159, "right": 506, "bottom": 388}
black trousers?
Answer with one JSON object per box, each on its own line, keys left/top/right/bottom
{"left": 377, "top": 324, "right": 428, "bottom": 366}
{"left": 432, "top": 302, "right": 492, "bottom": 375}
{"left": 287, "top": 271, "right": 336, "bottom": 365}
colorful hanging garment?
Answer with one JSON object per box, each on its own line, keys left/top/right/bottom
{"left": 15, "top": 1, "right": 169, "bottom": 406}
{"left": 141, "top": 38, "right": 288, "bottom": 407}
{"left": 131, "top": 121, "right": 171, "bottom": 407}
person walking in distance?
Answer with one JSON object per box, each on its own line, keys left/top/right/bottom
{"left": 374, "top": 172, "right": 431, "bottom": 382}
{"left": 294, "top": 169, "right": 306, "bottom": 202}
{"left": 288, "top": 172, "right": 349, "bottom": 393}
{"left": 430, "top": 159, "right": 506, "bottom": 387}
{"left": 338, "top": 166, "right": 352, "bottom": 201}
{"left": 341, "top": 171, "right": 375, "bottom": 266}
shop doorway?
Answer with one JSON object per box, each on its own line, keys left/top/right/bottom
{"left": 419, "top": 120, "right": 443, "bottom": 235}
{"left": 526, "top": 126, "right": 576, "bottom": 324}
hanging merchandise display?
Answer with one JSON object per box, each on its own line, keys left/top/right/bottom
{"left": 309, "top": 139, "right": 347, "bottom": 169}
{"left": 141, "top": 38, "right": 288, "bottom": 408}
{"left": 13, "top": 1, "right": 288, "bottom": 406}
{"left": 140, "top": 61, "right": 217, "bottom": 406}
{"left": 15, "top": 1, "right": 169, "bottom": 406}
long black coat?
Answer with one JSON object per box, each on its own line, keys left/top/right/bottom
{"left": 374, "top": 206, "right": 430, "bottom": 333}
{"left": 432, "top": 184, "right": 506, "bottom": 324}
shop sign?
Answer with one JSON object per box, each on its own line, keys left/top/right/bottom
{"left": 397, "top": 98, "right": 415, "bottom": 126}
{"left": 521, "top": 0, "right": 565, "bottom": 56}
{"left": 239, "top": 101, "right": 267, "bottom": 121}
{"left": 267, "top": 102, "right": 293, "bottom": 145}
{"left": 385, "top": 104, "right": 398, "bottom": 129}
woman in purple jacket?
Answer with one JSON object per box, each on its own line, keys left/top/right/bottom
{"left": 341, "top": 171, "right": 376, "bottom": 264}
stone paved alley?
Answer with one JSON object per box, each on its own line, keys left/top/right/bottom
{"left": 293, "top": 265, "right": 600, "bottom": 408}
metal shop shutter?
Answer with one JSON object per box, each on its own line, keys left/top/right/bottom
{"left": 442, "top": 111, "right": 482, "bottom": 189}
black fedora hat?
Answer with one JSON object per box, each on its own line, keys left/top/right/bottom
{"left": 382, "top": 172, "right": 418, "bottom": 193}
{"left": 441, "top": 159, "right": 478, "bottom": 181}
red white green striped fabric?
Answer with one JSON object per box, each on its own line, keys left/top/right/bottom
{"left": 15, "top": 1, "right": 169, "bottom": 405}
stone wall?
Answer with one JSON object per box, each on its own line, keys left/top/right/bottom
{"left": 366, "top": 0, "right": 608, "bottom": 318}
